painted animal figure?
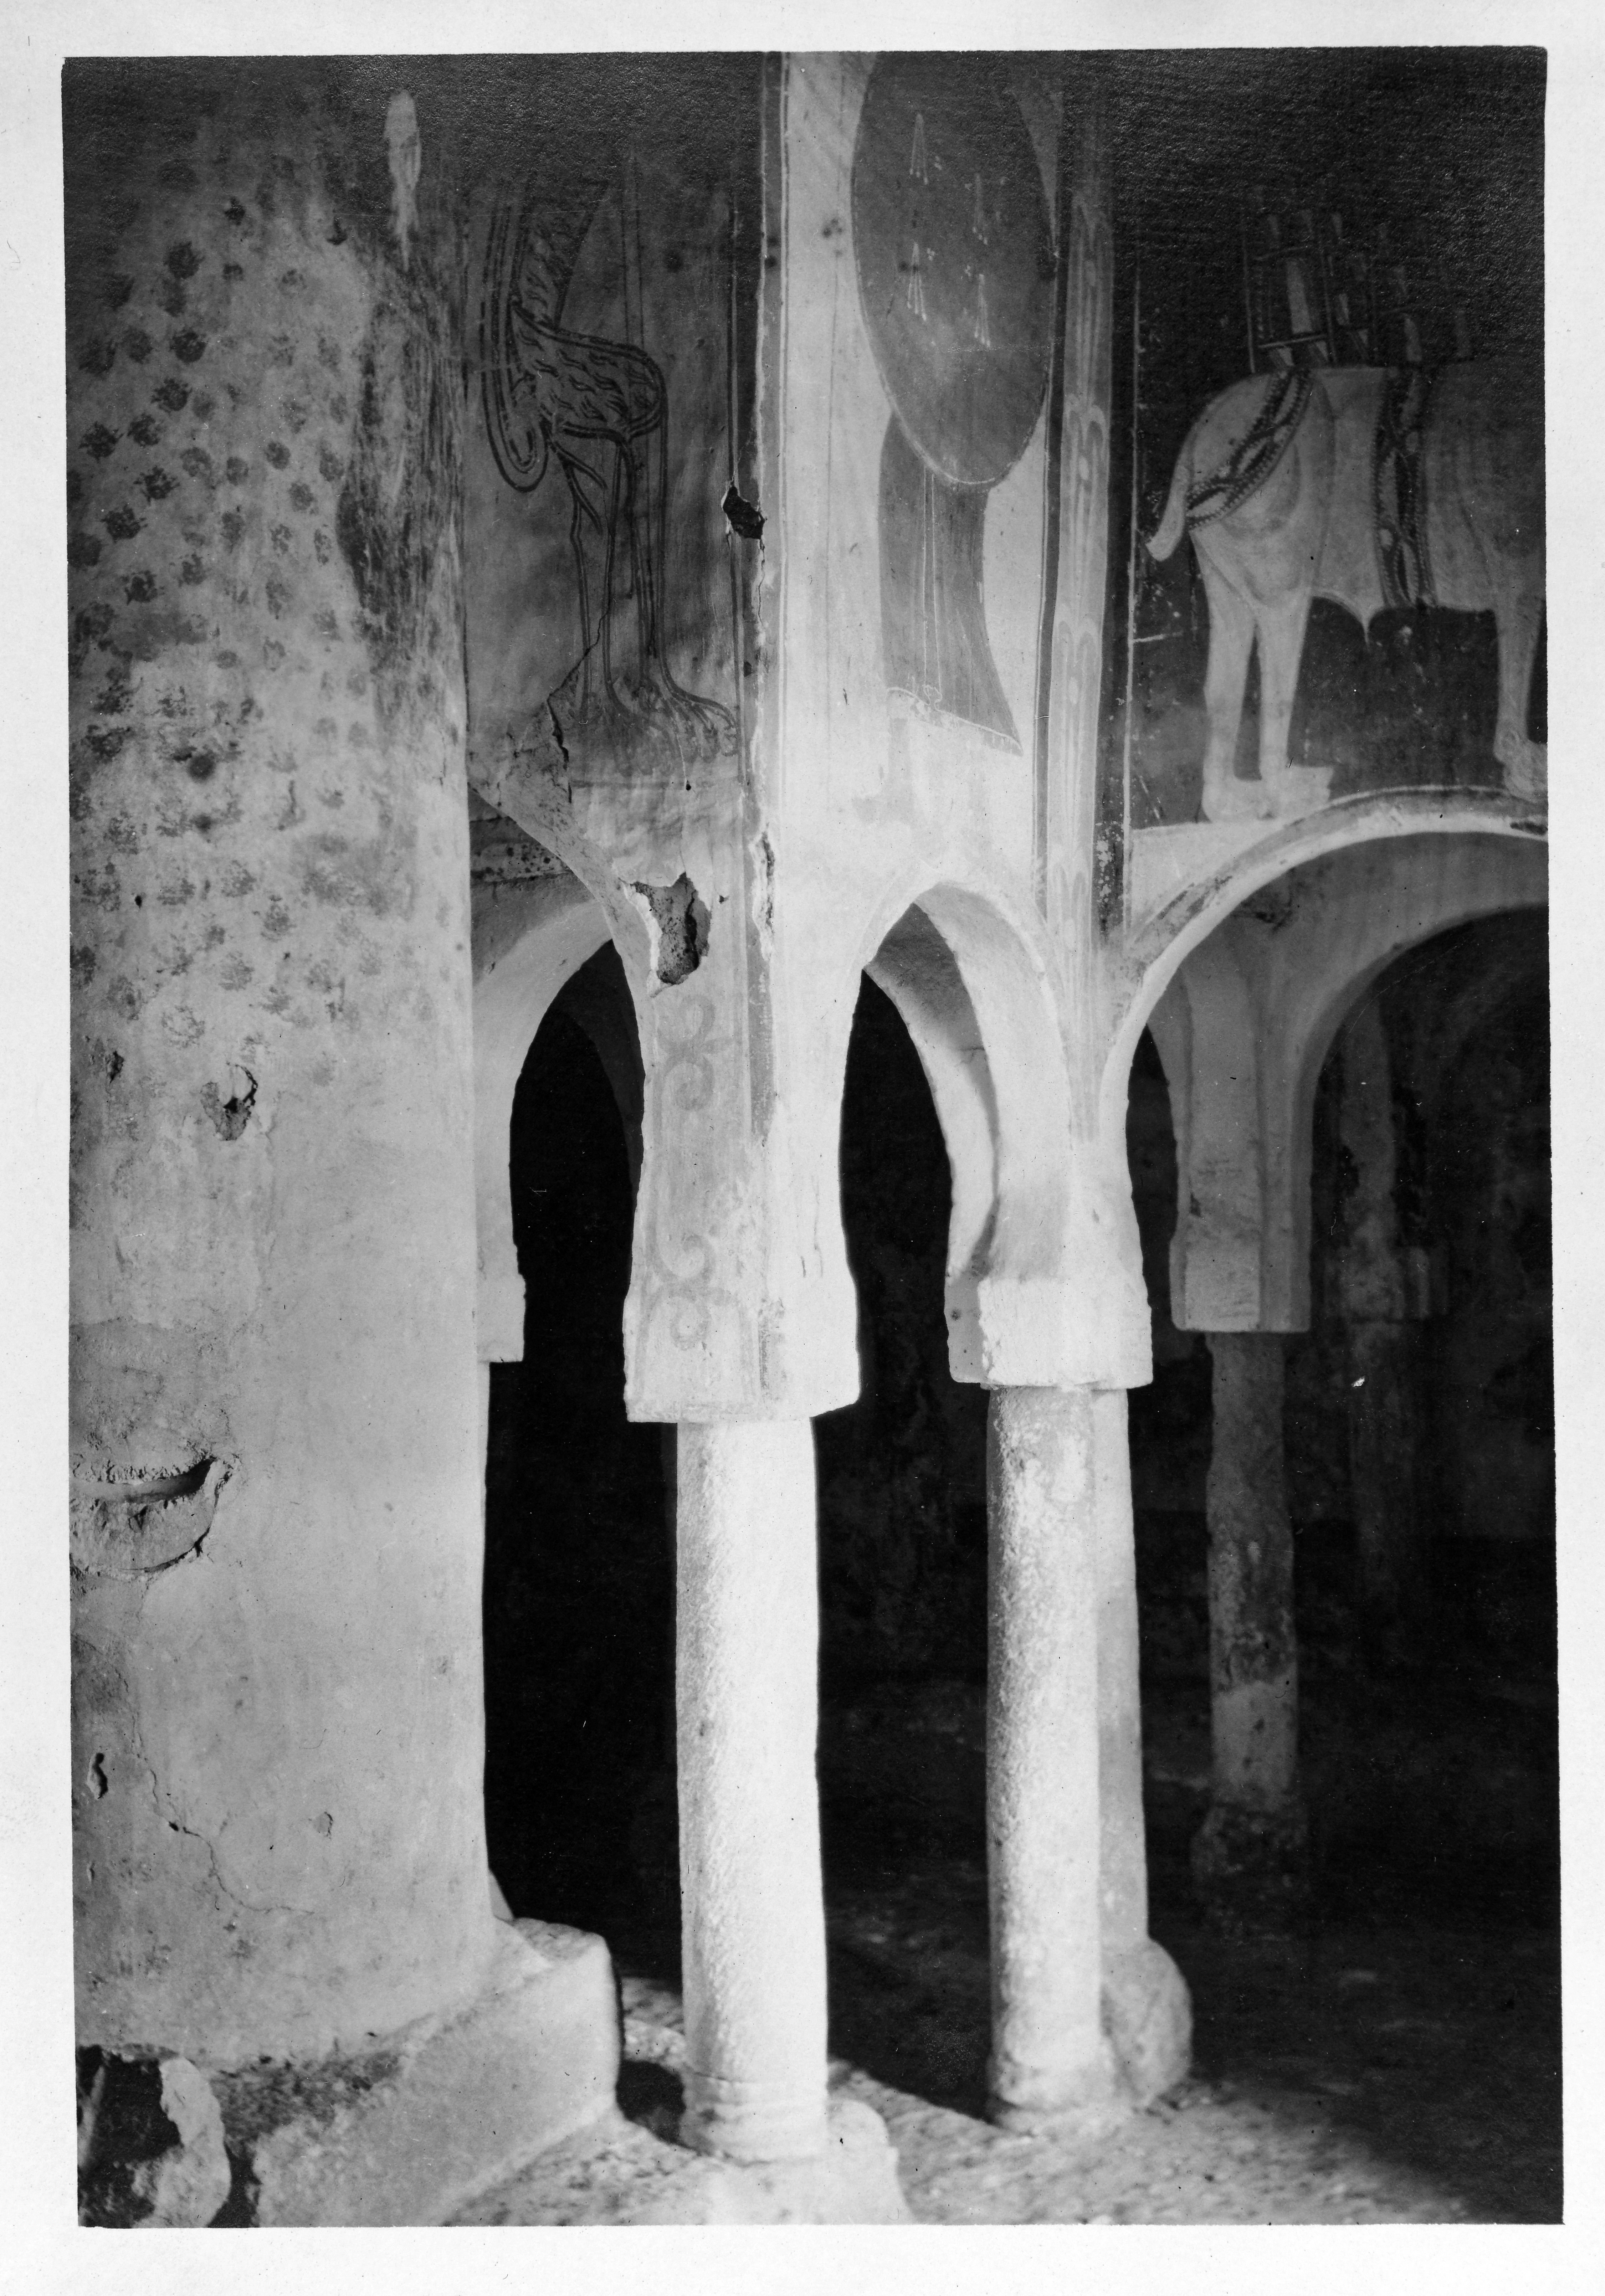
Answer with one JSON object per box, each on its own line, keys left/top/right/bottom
{"left": 1147, "top": 359, "right": 1545, "bottom": 821}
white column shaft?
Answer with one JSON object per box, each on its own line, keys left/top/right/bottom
{"left": 986, "top": 1386, "right": 1109, "bottom": 2122}
{"left": 676, "top": 1418, "right": 829, "bottom": 2161}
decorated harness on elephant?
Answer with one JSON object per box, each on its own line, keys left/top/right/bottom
{"left": 1373, "top": 365, "right": 1437, "bottom": 611}
{"left": 1184, "top": 368, "right": 1314, "bottom": 529}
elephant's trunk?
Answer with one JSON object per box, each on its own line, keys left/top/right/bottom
{"left": 1147, "top": 442, "right": 1191, "bottom": 562}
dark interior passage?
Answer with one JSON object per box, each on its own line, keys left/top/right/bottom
{"left": 813, "top": 974, "right": 994, "bottom": 2109}
{"left": 816, "top": 977, "right": 989, "bottom": 1699}
{"left": 478, "top": 918, "right": 1557, "bottom": 2219}
{"left": 482, "top": 946, "right": 675, "bottom": 1949}
{"left": 1124, "top": 909, "right": 1558, "bottom": 2218}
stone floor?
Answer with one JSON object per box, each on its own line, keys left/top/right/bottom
{"left": 452, "top": 1967, "right": 1469, "bottom": 2225}
{"left": 466, "top": 1520, "right": 1562, "bottom": 2227}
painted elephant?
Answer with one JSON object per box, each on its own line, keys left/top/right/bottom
{"left": 1148, "top": 358, "right": 1545, "bottom": 822}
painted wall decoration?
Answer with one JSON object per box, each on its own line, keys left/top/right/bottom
{"left": 1034, "top": 83, "right": 1112, "bottom": 1023}
{"left": 1094, "top": 51, "right": 1544, "bottom": 855}
{"left": 465, "top": 67, "right": 760, "bottom": 785}
{"left": 480, "top": 178, "right": 733, "bottom": 772}
{"left": 1144, "top": 358, "right": 1545, "bottom": 821}
{"left": 851, "top": 57, "right": 1055, "bottom": 748}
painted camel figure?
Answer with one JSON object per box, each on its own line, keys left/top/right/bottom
{"left": 1147, "top": 359, "right": 1545, "bottom": 822}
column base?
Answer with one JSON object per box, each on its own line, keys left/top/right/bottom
{"left": 219, "top": 1919, "right": 617, "bottom": 2225}
{"left": 1191, "top": 1798, "right": 1312, "bottom": 1936}
{"left": 985, "top": 2034, "right": 1128, "bottom": 2138}
{"left": 642, "top": 2097, "right": 908, "bottom": 2223}
{"left": 679, "top": 2069, "right": 829, "bottom": 2164}
{"left": 1101, "top": 1938, "right": 1193, "bottom": 2105}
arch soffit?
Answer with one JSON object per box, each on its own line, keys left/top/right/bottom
{"left": 466, "top": 765, "right": 654, "bottom": 992}
{"left": 1103, "top": 818, "right": 1548, "bottom": 1147}
{"left": 472, "top": 878, "right": 615, "bottom": 1361}
{"left": 1269, "top": 874, "right": 1544, "bottom": 1334}
{"left": 473, "top": 878, "right": 614, "bottom": 1115}
{"left": 1389, "top": 914, "right": 1549, "bottom": 1111}
{"left": 861, "top": 878, "right": 1076, "bottom": 1290}
{"left": 866, "top": 911, "right": 999, "bottom": 1284}
{"left": 1270, "top": 840, "right": 1548, "bottom": 1144}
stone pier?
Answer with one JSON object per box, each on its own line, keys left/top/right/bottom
{"left": 1347, "top": 1317, "right": 1430, "bottom": 1663}
{"left": 1335, "top": 1000, "right": 1430, "bottom": 1666}
{"left": 1192, "top": 1333, "right": 1310, "bottom": 1930}
{"left": 985, "top": 1387, "right": 1123, "bottom": 2130}
{"left": 1092, "top": 1388, "right": 1193, "bottom": 2099}
{"left": 675, "top": 1420, "right": 830, "bottom": 2163}
{"left": 67, "top": 65, "right": 617, "bottom": 2219}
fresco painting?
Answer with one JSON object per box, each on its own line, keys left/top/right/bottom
{"left": 467, "top": 68, "right": 760, "bottom": 786}
{"left": 1101, "top": 51, "right": 1545, "bottom": 848}
{"left": 852, "top": 57, "right": 1056, "bottom": 750}
{"left": 1144, "top": 356, "right": 1545, "bottom": 822}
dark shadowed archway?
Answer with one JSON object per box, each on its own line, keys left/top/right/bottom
{"left": 481, "top": 946, "right": 674, "bottom": 1954}
{"left": 1121, "top": 913, "right": 1557, "bottom": 2221}
{"left": 813, "top": 973, "right": 993, "bottom": 2113}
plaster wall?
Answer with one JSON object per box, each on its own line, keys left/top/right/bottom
{"left": 67, "top": 66, "right": 495, "bottom": 2062}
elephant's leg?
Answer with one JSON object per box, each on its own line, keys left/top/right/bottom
{"left": 1493, "top": 588, "right": 1546, "bottom": 805}
{"left": 1255, "top": 588, "right": 1331, "bottom": 818}
{"left": 1197, "top": 566, "right": 1266, "bottom": 822}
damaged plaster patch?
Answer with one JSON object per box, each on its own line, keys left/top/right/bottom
{"left": 194, "top": 2041, "right": 406, "bottom": 2224}
{"left": 721, "top": 483, "right": 765, "bottom": 543}
{"left": 200, "top": 1064, "right": 256, "bottom": 1140}
{"left": 630, "top": 873, "right": 709, "bottom": 987}
{"left": 77, "top": 2051, "right": 231, "bottom": 2228}
{"left": 71, "top": 1457, "right": 232, "bottom": 1578}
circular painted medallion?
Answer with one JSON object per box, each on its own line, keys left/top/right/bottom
{"left": 852, "top": 57, "right": 1056, "bottom": 489}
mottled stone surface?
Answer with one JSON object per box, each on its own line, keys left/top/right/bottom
{"left": 675, "top": 1419, "right": 834, "bottom": 2163}
{"left": 1194, "top": 1332, "right": 1310, "bottom": 1930}
{"left": 67, "top": 64, "right": 494, "bottom": 2062}
{"left": 986, "top": 1387, "right": 1123, "bottom": 2127}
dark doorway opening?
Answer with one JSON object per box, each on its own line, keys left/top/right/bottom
{"left": 1124, "top": 905, "right": 1558, "bottom": 2221}
{"left": 481, "top": 945, "right": 676, "bottom": 1961}
{"left": 814, "top": 973, "right": 993, "bottom": 2115}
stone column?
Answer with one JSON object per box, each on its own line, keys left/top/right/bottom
{"left": 1092, "top": 1388, "right": 1192, "bottom": 2102}
{"left": 1347, "top": 1317, "right": 1429, "bottom": 1663}
{"left": 1334, "top": 997, "right": 1430, "bottom": 1665}
{"left": 675, "top": 1420, "right": 829, "bottom": 2162}
{"left": 1192, "top": 1333, "right": 1309, "bottom": 1928}
{"left": 67, "top": 67, "right": 497, "bottom": 2064}
{"left": 985, "top": 1387, "right": 1120, "bottom": 2130}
